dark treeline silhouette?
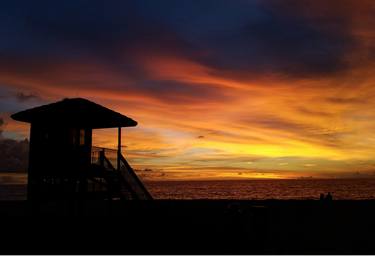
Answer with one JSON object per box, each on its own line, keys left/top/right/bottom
{"left": 0, "top": 118, "right": 29, "bottom": 172}
{"left": 0, "top": 131, "right": 29, "bottom": 172}
{"left": 0, "top": 138, "right": 28, "bottom": 172}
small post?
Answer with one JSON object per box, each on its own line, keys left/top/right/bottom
{"left": 99, "top": 149, "right": 104, "bottom": 167}
{"left": 117, "top": 127, "right": 121, "bottom": 171}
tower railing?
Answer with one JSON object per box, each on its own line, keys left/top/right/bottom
{"left": 91, "top": 146, "right": 118, "bottom": 169}
{"left": 90, "top": 146, "right": 152, "bottom": 200}
{"left": 118, "top": 154, "right": 153, "bottom": 200}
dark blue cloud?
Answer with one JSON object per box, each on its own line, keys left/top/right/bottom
{"left": 0, "top": 0, "right": 362, "bottom": 90}
{"left": 0, "top": 0, "right": 201, "bottom": 82}
{"left": 189, "top": 1, "right": 356, "bottom": 77}
{"left": 133, "top": 80, "right": 232, "bottom": 104}
{"left": 0, "top": 87, "right": 45, "bottom": 113}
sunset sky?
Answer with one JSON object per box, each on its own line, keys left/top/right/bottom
{"left": 1, "top": 0, "right": 375, "bottom": 180}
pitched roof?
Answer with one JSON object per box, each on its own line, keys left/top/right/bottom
{"left": 11, "top": 98, "right": 137, "bottom": 129}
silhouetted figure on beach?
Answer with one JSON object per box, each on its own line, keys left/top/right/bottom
{"left": 325, "top": 192, "right": 333, "bottom": 201}
{"left": 320, "top": 193, "right": 325, "bottom": 201}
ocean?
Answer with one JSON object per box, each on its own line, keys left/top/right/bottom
{"left": 144, "top": 179, "right": 375, "bottom": 200}
{"left": 1, "top": 172, "right": 375, "bottom": 200}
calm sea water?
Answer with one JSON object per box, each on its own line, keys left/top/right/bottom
{"left": 145, "top": 179, "right": 375, "bottom": 200}
{"left": 1, "top": 173, "right": 375, "bottom": 200}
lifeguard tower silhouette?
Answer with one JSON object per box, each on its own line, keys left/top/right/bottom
{"left": 11, "top": 98, "right": 152, "bottom": 201}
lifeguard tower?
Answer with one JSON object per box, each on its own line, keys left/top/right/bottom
{"left": 11, "top": 98, "right": 152, "bottom": 201}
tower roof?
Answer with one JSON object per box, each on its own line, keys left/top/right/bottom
{"left": 11, "top": 98, "right": 137, "bottom": 129}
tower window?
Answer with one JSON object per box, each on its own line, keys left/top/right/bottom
{"left": 79, "top": 129, "right": 85, "bottom": 145}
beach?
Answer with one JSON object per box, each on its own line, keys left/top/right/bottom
{"left": 0, "top": 199, "right": 374, "bottom": 254}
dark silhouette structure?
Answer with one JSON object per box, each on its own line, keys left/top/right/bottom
{"left": 11, "top": 98, "right": 152, "bottom": 201}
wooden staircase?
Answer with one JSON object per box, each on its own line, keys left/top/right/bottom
{"left": 90, "top": 147, "right": 152, "bottom": 200}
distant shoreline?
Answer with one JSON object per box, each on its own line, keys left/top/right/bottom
{"left": 2, "top": 171, "right": 375, "bottom": 182}
{"left": 142, "top": 177, "right": 375, "bottom": 182}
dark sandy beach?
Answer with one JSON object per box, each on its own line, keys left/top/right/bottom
{"left": 0, "top": 199, "right": 374, "bottom": 254}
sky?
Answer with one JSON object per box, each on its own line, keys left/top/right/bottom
{"left": 1, "top": 0, "right": 375, "bottom": 180}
